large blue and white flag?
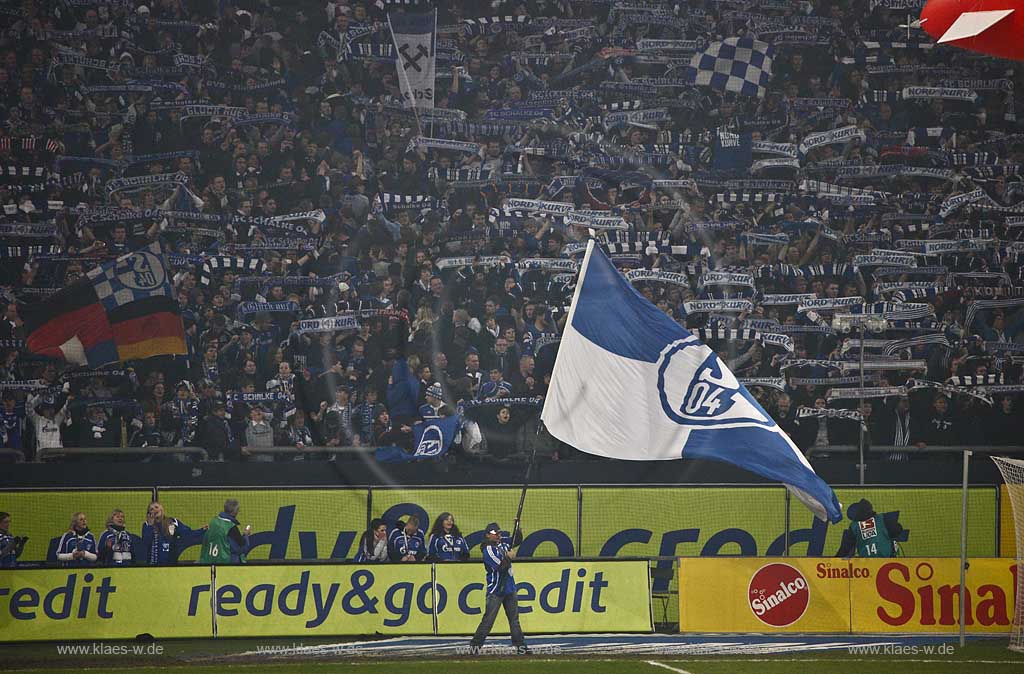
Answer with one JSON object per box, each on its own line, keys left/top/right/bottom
{"left": 387, "top": 10, "right": 437, "bottom": 110}
{"left": 541, "top": 241, "right": 841, "bottom": 522}
{"left": 683, "top": 37, "right": 773, "bottom": 99}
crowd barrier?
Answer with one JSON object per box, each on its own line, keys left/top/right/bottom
{"left": 0, "top": 485, "right": 1003, "bottom": 567}
{"left": 0, "top": 560, "right": 652, "bottom": 642}
{"left": 678, "top": 557, "right": 1017, "bottom": 634}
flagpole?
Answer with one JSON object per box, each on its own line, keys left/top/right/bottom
{"left": 511, "top": 431, "right": 540, "bottom": 548}
{"left": 429, "top": 8, "right": 436, "bottom": 138}
{"left": 540, "top": 238, "right": 594, "bottom": 423}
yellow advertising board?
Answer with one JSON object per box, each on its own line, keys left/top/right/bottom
{"left": 157, "top": 488, "right": 369, "bottom": 561}
{"left": 434, "top": 560, "right": 652, "bottom": 634}
{"left": 679, "top": 557, "right": 1017, "bottom": 634}
{"left": 851, "top": 558, "right": 1017, "bottom": 633}
{"left": 0, "top": 561, "right": 650, "bottom": 641}
{"left": 1000, "top": 484, "right": 1022, "bottom": 558}
{"left": 0, "top": 567, "right": 211, "bottom": 642}
{"left": 580, "top": 486, "right": 789, "bottom": 558}
{"left": 817, "top": 488, "right": 998, "bottom": 558}
{"left": 0, "top": 490, "right": 154, "bottom": 563}
{"left": 370, "top": 487, "right": 579, "bottom": 557}
{"left": 212, "top": 564, "right": 435, "bottom": 636}
{"left": 679, "top": 558, "right": 851, "bottom": 632}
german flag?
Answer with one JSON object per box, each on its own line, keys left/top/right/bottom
{"left": 23, "top": 243, "right": 186, "bottom": 368}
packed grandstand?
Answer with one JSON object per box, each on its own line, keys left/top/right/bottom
{"left": 0, "top": 0, "right": 1022, "bottom": 467}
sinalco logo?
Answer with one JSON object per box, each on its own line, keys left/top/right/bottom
{"left": 748, "top": 563, "right": 810, "bottom": 627}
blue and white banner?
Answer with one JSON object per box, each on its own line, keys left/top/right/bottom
{"left": 376, "top": 415, "right": 461, "bottom": 462}
{"left": 542, "top": 242, "right": 841, "bottom": 522}
{"left": 388, "top": 10, "right": 437, "bottom": 110}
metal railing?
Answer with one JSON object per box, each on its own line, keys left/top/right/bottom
{"left": 31, "top": 446, "right": 385, "bottom": 462}
{"left": 242, "top": 445, "right": 372, "bottom": 458}
{"left": 37, "top": 446, "right": 209, "bottom": 461}
{"left": 26, "top": 444, "right": 1022, "bottom": 463}
{"left": 812, "top": 445, "right": 1018, "bottom": 454}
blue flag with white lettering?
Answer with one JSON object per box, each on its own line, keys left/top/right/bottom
{"left": 541, "top": 241, "right": 841, "bottom": 522}
{"left": 375, "top": 415, "right": 461, "bottom": 463}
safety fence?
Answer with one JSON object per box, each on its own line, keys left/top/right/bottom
{"left": 0, "top": 484, "right": 1009, "bottom": 567}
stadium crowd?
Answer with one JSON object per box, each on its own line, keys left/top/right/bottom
{"left": 0, "top": 0, "right": 1022, "bottom": 466}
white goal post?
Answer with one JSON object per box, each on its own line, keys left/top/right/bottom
{"left": 992, "top": 456, "right": 1024, "bottom": 652}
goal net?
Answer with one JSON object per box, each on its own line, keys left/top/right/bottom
{"left": 992, "top": 456, "right": 1024, "bottom": 652}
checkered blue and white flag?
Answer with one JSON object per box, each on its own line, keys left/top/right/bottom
{"left": 683, "top": 38, "right": 773, "bottom": 98}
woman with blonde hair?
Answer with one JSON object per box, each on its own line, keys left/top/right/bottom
{"left": 98, "top": 509, "right": 137, "bottom": 566}
{"left": 140, "top": 502, "right": 204, "bottom": 564}
{"left": 56, "top": 512, "right": 97, "bottom": 567}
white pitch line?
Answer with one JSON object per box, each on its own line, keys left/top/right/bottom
{"left": 665, "top": 658, "right": 1024, "bottom": 665}
{"left": 646, "top": 660, "right": 695, "bottom": 674}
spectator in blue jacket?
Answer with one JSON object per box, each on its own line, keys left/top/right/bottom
{"left": 427, "top": 512, "right": 470, "bottom": 561}
{"left": 386, "top": 357, "right": 420, "bottom": 425}
{"left": 97, "top": 508, "right": 137, "bottom": 566}
{"left": 469, "top": 522, "right": 528, "bottom": 654}
{"left": 140, "top": 502, "right": 203, "bottom": 564}
{"left": 56, "top": 512, "right": 98, "bottom": 567}
{"left": 0, "top": 512, "right": 26, "bottom": 568}
{"left": 389, "top": 515, "right": 426, "bottom": 562}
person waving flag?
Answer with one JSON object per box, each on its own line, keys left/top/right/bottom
{"left": 541, "top": 241, "right": 841, "bottom": 523}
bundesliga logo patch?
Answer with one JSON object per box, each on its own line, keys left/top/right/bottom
{"left": 859, "top": 517, "right": 879, "bottom": 540}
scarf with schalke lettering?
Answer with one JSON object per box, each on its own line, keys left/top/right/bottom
{"left": 435, "top": 255, "right": 511, "bottom": 270}
{"left": 237, "top": 301, "right": 300, "bottom": 316}
{"left": 407, "top": 137, "right": 482, "bottom": 154}
{"left": 826, "top": 386, "right": 908, "bottom": 400}
{"left": 798, "top": 406, "right": 867, "bottom": 429}
{"left": 788, "top": 374, "right": 882, "bottom": 387}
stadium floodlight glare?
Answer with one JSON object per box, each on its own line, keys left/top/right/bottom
{"left": 831, "top": 314, "right": 889, "bottom": 334}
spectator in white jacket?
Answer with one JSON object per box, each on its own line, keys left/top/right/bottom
{"left": 26, "top": 392, "right": 71, "bottom": 453}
